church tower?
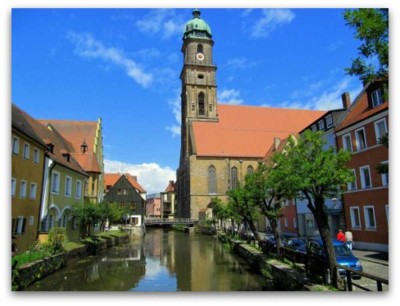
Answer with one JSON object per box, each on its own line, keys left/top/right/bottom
{"left": 180, "top": 9, "right": 218, "bottom": 159}
{"left": 177, "top": 9, "right": 218, "bottom": 218}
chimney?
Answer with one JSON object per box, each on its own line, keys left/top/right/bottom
{"left": 274, "top": 137, "right": 281, "bottom": 151}
{"left": 341, "top": 92, "right": 351, "bottom": 109}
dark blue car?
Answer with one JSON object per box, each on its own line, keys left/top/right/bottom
{"left": 306, "top": 238, "right": 363, "bottom": 280}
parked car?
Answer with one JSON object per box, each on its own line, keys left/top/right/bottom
{"left": 306, "top": 238, "right": 363, "bottom": 281}
{"left": 284, "top": 237, "right": 308, "bottom": 263}
{"left": 262, "top": 234, "right": 287, "bottom": 253}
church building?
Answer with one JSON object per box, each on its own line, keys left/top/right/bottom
{"left": 176, "top": 10, "right": 326, "bottom": 221}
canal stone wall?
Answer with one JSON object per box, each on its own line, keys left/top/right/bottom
{"left": 227, "top": 237, "right": 329, "bottom": 291}
{"left": 13, "top": 234, "right": 130, "bottom": 291}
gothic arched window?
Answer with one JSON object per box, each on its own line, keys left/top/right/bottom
{"left": 198, "top": 92, "right": 205, "bottom": 116}
{"left": 208, "top": 165, "right": 217, "bottom": 194}
{"left": 197, "top": 44, "right": 203, "bottom": 53}
{"left": 247, "top": 165, "right": 254, "bottom": 176}
{"left": 231, "top": 167, "right": 239, "bottom": 189}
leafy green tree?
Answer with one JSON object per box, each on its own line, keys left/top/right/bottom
{"left": 72, "top": 202, "right": 100, "bottom": 238}
{"left": 344, "top": 8, "right": 388, "bottom": 84}
{"left": 269, "top": 130, "right": 354, "bottom": 286}
{"left": 208, "top": 197, "right": 227, "bottom": 230}
{"left": 245, "top": 162, "right": 284, "bottom": 255}
{"left": 227, "top": 183, "right": 261, "bottom": 242}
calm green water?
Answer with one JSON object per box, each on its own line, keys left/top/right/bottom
{"left": 25, "top": 228, "right": 269, "bottom": 291}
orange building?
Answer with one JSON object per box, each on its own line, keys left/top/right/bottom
{"left": 335, "top": 80, "right": 388, "bottom": 252}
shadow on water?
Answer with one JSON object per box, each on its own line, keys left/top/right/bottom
{"left": 25, "top": 228, "right": 270, "bottom": 291}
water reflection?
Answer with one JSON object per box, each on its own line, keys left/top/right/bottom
{"left": 25, "top": 228, "right": 268, "bottom": 291}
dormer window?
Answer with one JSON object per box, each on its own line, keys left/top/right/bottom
{"left": 371, "top": 88, "right": 384, "bottom": 108}
{"left": 61, "top": 150, "right": 71, "bottom": 162}
{"left": 80, "top": 139, "right": 88, "bottom": 153}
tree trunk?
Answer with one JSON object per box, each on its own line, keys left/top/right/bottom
{"left": 313, "top": 195, "right": 338, "bottom": 287}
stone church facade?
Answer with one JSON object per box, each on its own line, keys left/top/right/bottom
{"left": 176, "top": 10, "right": 325, "bottom": 222}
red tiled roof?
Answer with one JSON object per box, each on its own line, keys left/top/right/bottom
{"left": 104, "top": 173, "right": 146, "bottom": 193}
{"left": 164, "top": 180, "right": 175, "bottom": 192}
{"left": 192, "top": 104, "right": 325, "bottom": 158}
{"left": 335, "top": 84, "right": 388, "bottom": 132}
{"left": 39, "top": 119, "right": 101, "bottom": 173}
{"left": 12, "top": 104, "right": 88, "bottom": 176}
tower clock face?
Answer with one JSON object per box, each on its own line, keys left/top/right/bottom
{"left": 196, "top": 53, "right": 205, "bottom": 61}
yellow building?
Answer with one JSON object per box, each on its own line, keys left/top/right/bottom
{"left": 12, "top": 105, "right": 48, "bottom": 253}
{"left": 39, "top": 119, "right": 105, "bottom": 204}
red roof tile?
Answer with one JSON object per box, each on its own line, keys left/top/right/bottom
{"left": 192, "top": 104, "right": 325, "bottom": 158}
{"left": 12, "top": 104, "right": 88, "bottom": 176}
{"left": 104, "top": 173, "right": 146, "bottom": 193}
{"left": 164, "top": 180, "right": 175, "bottom": 192}
{"left": 39, "top": 119, "right": 101, "bottom": 173}
{"left": 335, "top": 82, "right": 389, "bottom": 132}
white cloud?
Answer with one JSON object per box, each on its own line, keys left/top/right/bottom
{"left": 251, "top": 9, "right": 295, "bottom": 38}
{"left": 135, "top": 9, "right": 184, "bottom": 40}
{"left": 225, "top": 57, "right": 258, "bottom": 70}
{"left": 67, "top": 31, "right": 152, "bottom": 88}
{"left": 218, "top": 89, "right": 244, "bottom": 105}
{"left": 166, "top": 93, "right": 181, "bottom": 137}
{"left": 270, "top": 77, "right": 362, "bottom": 111}
{"left": 104, "top": 159, "right": 176, "bottom": 195}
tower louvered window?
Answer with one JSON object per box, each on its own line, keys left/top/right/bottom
{"left": 198, "top": 92, "right": 205, "bottom": 116}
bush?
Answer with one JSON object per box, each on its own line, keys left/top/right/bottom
{"left": 46, "top": 227, "right": 67, "bottom": 254}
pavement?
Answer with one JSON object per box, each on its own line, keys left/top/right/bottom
{"left": 352, "top": 249, "right": 389, "bottom": 266}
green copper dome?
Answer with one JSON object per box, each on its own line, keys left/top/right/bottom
{"left": 183, "top": 9, "right": 212, "bottom": 40}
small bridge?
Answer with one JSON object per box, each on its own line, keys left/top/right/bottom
{"left": 144, "top": 218, "right": 196, "bottom": 226}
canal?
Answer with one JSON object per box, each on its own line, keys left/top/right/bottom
{"left": 25, "top": 228, "right": 269, "bottom": 291}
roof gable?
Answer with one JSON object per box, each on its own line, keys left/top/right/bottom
{"left": 104, "top": 173, "right": 146, "bottom": 193}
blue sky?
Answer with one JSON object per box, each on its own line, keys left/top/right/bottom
{"left": 9, "top": 7, "right": 380, "bottom": 193}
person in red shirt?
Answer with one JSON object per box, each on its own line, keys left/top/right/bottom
{"left": 336, "top": 229, "right": 345, "bottom": 242}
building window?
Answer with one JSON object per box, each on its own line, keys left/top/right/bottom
{"left": 360, "top": 166, "right": 372, "bottom": 189}
{"left": 117, "top": 188, "right": 122, "bottom": 195}
{"left": 380, "top": 161, "right": 388, "bottom": 186}
{"left": 60, "top": 215, "right": 68, "bottom": 228}
{"left": 51, "top": 171, "right": 60, "bottom": 194}
{"left": 342, "top": 134, "right": 352, "bottom": 152}
{"left": 350, "top": 206, "right": 361, "bottom": 229}
{"left": 311, "top": 125, "right": 317, "bottom": 132}
{"left": 385, "top": 204, "right": 389, "bottom": 225}
{"left": 231, "top": 167, "right": 239, "bottom": 189}
{"left": 12, "top": 136, "right": 19, "bottom": 154}
{"left": 355, "top": 128, "right": 367, "bottom": 151}
{"left": 12, "top": 178, "right": 17, "bottom": 197}
{"left": 293, "top": 218, "right": 297, "bottom": 229}
{"left": 130, "top": 202, "right": 136, "bottom": 210}
{"left": 284, "top": 218, "right": 288, "bottom": 228}
{"left": 65, "top": 176, "right": 72, "bottom": 196}
{"left": 208, "top": 165, "right": 217, "bottom": 194}
{"left": 33, "top": 148, "right": 40, "bottom": 164}
{"left": 364, "top": 205, "right": 377, "bottom": 229}
{"left": 371, "top": 88, "right": 384, "bottom": 108}
{"left": 198, "top": 74, "right": 204, "bottom": 79}
{"left": 15, "top": 217, "right": 26, "bottom": 235}
{"left": 198, "top": 92, "right": 205, "bottom": 116}
{"left": 20, "top": 180, "right": 27, "bottom": 198}
{"left": 76, "top": 180, "right": 82, "bottom": 199}
{"left": 29, "top": 216, "right": 35, "bottom": 226}
{"left": 247, "top": 165, "right": 254, "bottom": 176}
{"left": 348, "top": 169, "right": 357, "bottom": 191}
{"left": 23, "top": 143, "right": 30, "bottom": 159}
{"left": 197, "top": 44, "right": 203, "bottom": 53}
{"left": 374, "top": 119, "right": 387, "bottom": 144}
{"left": 29, "top": 183, "right": 37, "bottom": 199}
{"left": 209, "top": 104, "right": 212, "bottom": 112}
{"left": 123, "top": 189, "right": 128, "bottom": 195}
{"left": 191, "top": 103, "right": 195, "bottom": 111}
{"left": 318, "top": 120, "right": 324, "bottom": 131}
{"left": 325, "top": 115, "right": 333, "bottom": 128}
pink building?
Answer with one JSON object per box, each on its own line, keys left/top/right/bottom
{"left": 146, "top": 193, "right": 161, "bottom": 218}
